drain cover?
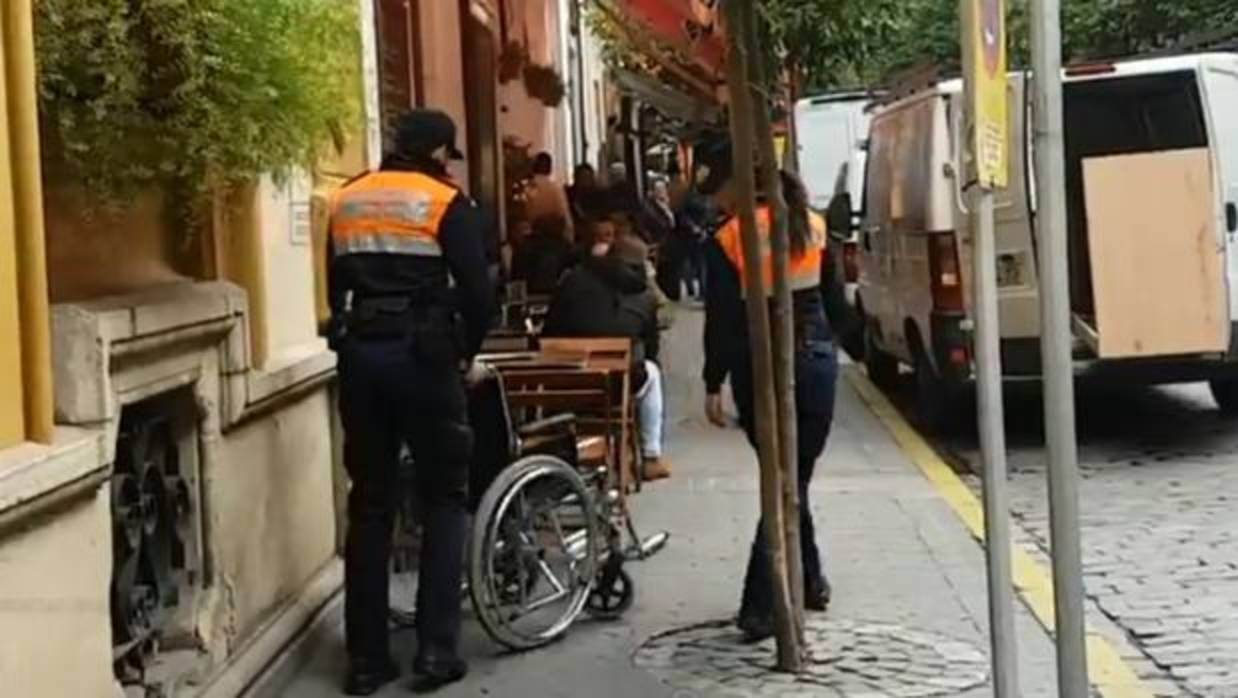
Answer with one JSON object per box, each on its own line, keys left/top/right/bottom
{"left": 635, "top": 618, "right": 989, "bottom": 697}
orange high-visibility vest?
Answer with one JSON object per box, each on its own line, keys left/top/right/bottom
{"left": 716, "top": 206, "right": 826, "bottom": 297}
{"left": 329, "top": 171, "right": 458, "bottom": 257}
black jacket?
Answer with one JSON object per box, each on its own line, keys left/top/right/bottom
{"left": 542, "top": 254, "right": 660, "bottom": 387}
{"left": 327, "top": 163, "right": 495, "bottom": 360}
{"left": 639, "top": 199, "right": 676, "bottom": 246}
{"left": 703, "top": 237, "right": 857, "bottom": 394}
{"left": 510, "top": 232, "right": 572, "bottom": 295}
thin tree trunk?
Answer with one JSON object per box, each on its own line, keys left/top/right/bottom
{"left": 744, "top": 9, "right": 805, "bottom": 644}
{"left": 723, "top": 0, "right": 802, "bottom": 673}
{"left": 783, "top": 58, "right": 804, "bottom": 175}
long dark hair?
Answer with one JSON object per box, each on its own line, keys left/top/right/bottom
{"left": 779, "top": 170, "right": 812, "bottom": 258}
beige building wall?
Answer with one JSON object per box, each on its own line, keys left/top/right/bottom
{"left": 254, "top": 174, "right": 321, "bottom": 365}
{"left": 210, "top": 390, "right": 337, "bottom": 642}
{"left": 0, "top": 485, "right": 118, "bottom": 698}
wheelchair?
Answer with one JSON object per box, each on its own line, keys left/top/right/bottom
{"left": 395, "top": 368, "right": 667, "bottom": 651}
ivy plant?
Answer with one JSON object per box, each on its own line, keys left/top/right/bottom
{"left": 34, "top": 0, "right": 361, "bottom": 200}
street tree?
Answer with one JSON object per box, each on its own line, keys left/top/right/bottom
{"left": 765, "top": 0, "right": 1237, "bottom": 91}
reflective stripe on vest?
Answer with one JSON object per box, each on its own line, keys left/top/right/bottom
{"left": 329, "top": 171, "right": 458, "bottom": 258}
{"left": 716, "top": 207, "right": 826, "bottom": 297}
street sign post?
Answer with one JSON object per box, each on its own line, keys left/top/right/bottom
{"left": 1029, "top": 0, "right": 1090, "bottom": 694}
{"left": 972, "top": 0, "right": 1009, "bottom": 189}
{"left": 960, "top": 0, "right": 1018, "bottom": 695}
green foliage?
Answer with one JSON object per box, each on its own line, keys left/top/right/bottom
{"left": 762, "top": 0, "right": 1238, "bottom": 91}
{"left": 762, "top": 0, "right": 912, "bottom": 89}
{"left": 35, "top": 0, "right": 361, "bottom": 198}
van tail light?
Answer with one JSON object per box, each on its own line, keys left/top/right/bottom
{"left": 842, "top": 240, "right": 860, "bottom": 283}
{"left": 928, "top": 232, "right": 964, "bottom": 312}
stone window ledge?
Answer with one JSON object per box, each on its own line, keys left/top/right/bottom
{"left": 52, "top": 280, "right": 336, "bottom": 431}
{"left": 0, "top": 281, "right": 340, "bottom": 519}
{"left": 0, "top": 426, "right": 108, "bottom": 527}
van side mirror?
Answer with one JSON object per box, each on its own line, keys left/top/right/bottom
{"left": 826, "top": 193, "right": 855, "bottom": 238}
{"left": 1227, "top": 202, "right": 1237, "bottom": 233}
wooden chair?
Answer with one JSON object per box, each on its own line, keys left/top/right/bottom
{"left": 537, "top": 337, "right": 639, "bottom": 491}
{"left": 497, "top": 367, "right": 616, "bottom": 469}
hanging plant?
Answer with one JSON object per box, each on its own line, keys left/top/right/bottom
{"left": 34, "top": 0, "right": 361, "bottom": 203}
{"left": 522, "top": 63, "right": 566, "bottom": 107}
{"left": 498, "top": 40, "right": 529, "bottom": 84}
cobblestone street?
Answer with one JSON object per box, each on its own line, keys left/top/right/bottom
{"left": 942, "top": 382, "right": 1238, "bottom": 697}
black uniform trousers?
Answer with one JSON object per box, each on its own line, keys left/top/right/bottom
{"left": 337, "top": 335, "right": 473, "bottom": 664}
{"left": 730, "top": 340, "right": 839, "bottom": 621}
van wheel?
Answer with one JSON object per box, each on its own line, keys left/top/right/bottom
{"left": 842, "top": 325, "right": 865, "bottom": 363}
{"left": 841, "top": 302, "right": 867, "bottom": 362}
{"left": 914, "top": 351, "right": 965, "bottom": 434}
{"left": 1209, "top": 378, "right": 1238, "bottom": 415}
{"left": 864, "top": 327, "right": 900, "bottom": 390}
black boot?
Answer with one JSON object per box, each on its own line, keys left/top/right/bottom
{"left": 805, "top": 578, "right": 833, "bottom": 612}
{"left": 343, "top": 656, "right": 399, "bottom": 696}
{"left": 412, "top": 653, "right": 468, "bottom": 693}
{"left": 736, "top": 614, "right": 775, "bottom": 644}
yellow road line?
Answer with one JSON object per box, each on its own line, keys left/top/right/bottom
{"left": 845, "top": 367, "right": 1153, "bottom": 698}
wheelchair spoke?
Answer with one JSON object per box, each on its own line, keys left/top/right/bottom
{"left": 520, "top": 585, "right": 569, "bottom": 614}
{"left": 536, "top": 556, "right": 567, "bottom": 595}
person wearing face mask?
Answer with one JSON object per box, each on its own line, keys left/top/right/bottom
{"left": 326, "top": 109, "right": 493, "bottom": 695}
{"left": 542, "top": 234, "right": 671, "bottom": 481}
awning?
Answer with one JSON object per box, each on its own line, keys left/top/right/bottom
{"left": 606, "top": 0, "right": 725, "bottom": 78}
{"left": 612, "top": 67, "right": 721, "bottom": 124}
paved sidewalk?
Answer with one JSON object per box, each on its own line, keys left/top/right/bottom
{"left": 271, "top": 311, "right": 1065, "bottom": 697}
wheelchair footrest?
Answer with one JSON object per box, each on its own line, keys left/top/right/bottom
{"left": 625, "top": 531, "right": 670, "bottom": 561}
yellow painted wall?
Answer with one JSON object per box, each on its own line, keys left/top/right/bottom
{"left": 0, "top": 36, "right": 26, "bottom": 449}
{"left": 313, "top": 134, "right": 368, "bottom": 326}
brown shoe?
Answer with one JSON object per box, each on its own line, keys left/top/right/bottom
{"left": 642, "top": 457, "right": 671, "bottom": 481}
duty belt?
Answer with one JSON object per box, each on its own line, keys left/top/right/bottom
{"left": 348, "top": 294, "right": 451, "bottom": 339}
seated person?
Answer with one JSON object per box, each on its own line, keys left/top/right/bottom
{"left": 542, "top": 234, "right": 670, "bottom": 481}
{"left": 510, "top": 214, "right": 572, "bottom": 295}
{"left": 566, "top": 214, "right": 618, "bottom": 270}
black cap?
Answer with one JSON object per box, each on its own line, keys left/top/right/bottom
{"left": 393, "top": 109, "right": 465, "bottom": 160}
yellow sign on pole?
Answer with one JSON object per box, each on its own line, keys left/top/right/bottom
{"left": 965, "top": 0, "right": 1008, "bottom": 189}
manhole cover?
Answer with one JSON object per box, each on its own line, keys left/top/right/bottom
{"left": 635, "top": 618, "right": 989, "bottom": 697}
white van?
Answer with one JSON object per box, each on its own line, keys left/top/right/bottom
{"left": 795, "top": 91, "right": 873, "bottom": 212}
{"left": 840, "top": 53, "right": 1238, "bottom": 428}
{"left": 794, "top": 91, "right": 874, "bottom": 333}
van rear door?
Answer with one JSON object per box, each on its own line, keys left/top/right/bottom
{"left": 1203, "top": 61, "right": 1238, "bottom": 321}
{"left": 795, "top": 97, "right": 869, "bottom": 211}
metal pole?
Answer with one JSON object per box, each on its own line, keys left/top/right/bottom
{"left": 1029, "top": 0, "right": 1090, "bottom": 694}
{"left": 972, "top": 189, "right": 1019, "bottom": 698}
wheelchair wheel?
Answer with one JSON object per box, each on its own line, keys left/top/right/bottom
{"left": 586, "top": 557, "right": 634, "bottom": 620}
{"left": 468, "top": 454, "right": 599, "bottom": 650}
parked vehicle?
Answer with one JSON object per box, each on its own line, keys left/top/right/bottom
{"left": 834, "top": 53, "right": 1238, "bottom": 430}
{"left": 794, "top": 91, "right": 874, "bottom": 355}
{"left": 795, "top": 91, "right": 873, "bottom": 213}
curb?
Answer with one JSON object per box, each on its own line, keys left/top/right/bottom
{"left": 845, "top": 367, "right": 1154, "bottom": 698}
